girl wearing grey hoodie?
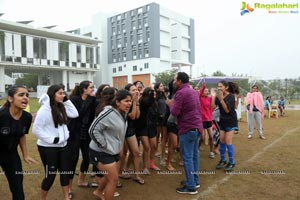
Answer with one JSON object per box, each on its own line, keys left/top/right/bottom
{"left": 89, "top": 89, "right": 132, "bottom": 200}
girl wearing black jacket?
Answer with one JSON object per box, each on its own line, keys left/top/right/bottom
{"left": 67, "top": 80, "right": 97, "bottom": 196}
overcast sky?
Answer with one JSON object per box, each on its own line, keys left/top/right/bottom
{"left": 1, "top": 0, "right": 300, "bottom": 80}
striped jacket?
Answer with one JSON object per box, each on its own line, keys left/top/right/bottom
{"left": 89, "top": 106, "right": 127, "bottom": 155}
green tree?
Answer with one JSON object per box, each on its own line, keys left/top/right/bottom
{"left": 15, "top": 73, "right": 38, "bottom": 91}
{"left": 212, "top": 70, "right": 227, "bottom": 77}
{"left": 153, "top": 68, "right": 178, "bottom": 87}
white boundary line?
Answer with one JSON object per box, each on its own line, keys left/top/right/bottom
{"left": 198, "top": 126, "right": 300, "bottom": 199}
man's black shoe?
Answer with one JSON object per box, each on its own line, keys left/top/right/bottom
{"left": 216, "top": 160, "right": 227, "bottom": 169}
{"left": 176, "top": 186, "right": 198, "bottom": 194}
{"left": 224, "top": 163, "right": 235, "bottom": 171}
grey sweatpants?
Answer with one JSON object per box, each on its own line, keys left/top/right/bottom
{"left": 247, "top": 111, "right": 263, "bottom": 136}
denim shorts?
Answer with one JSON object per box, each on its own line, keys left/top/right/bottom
{"left": 219, "top": 126, "right": 239, "bottom": 132}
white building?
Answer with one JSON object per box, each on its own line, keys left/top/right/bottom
{"left": 78, "top": 2, "right": 195, "bottom": 89}
{"left": 0, "top": 2, "right": 194, "bottom": 91}
{"left": 0, "top": 19, "right": 101, "bottom": 93}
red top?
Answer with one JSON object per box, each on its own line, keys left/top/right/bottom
{"left": 199, "top": 84, "right": 213, "bottom": 122}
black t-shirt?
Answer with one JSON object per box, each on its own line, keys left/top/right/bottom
{"left": 68, "top": 95, "right": 96, "bottom": 140}
{"left": 0, "top": 106, "right": 32, "bottom": 152}
{"left": 215, "top": 93, "right": 237, "bottom": 128}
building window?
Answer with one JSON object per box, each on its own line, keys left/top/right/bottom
{"left": 59, "top": 41, "right": 69, "bottom": 62}
{"left": 138, "top": 19, "right": 142, "bottom": 29}
{"left": 117, "top": 39, "right": 121, "bottom": 48}
{"left": 113, "top": 68, "right": 116, "bottom": 73}
{"left": 132, "top": 50, "right": 137, "bottom": 59}
{"left": 96, "top": 47, "right": 100, "bottom": 64}
{"left": 112, "top": 27, "right": 116, "bottom": 35}
{"left": 33, "top": 38, "right": 40, "bottom": 58}
{"left": 144, "top": 17, "right": 148, "bottom": 27}
{"left": 113, "top": 54, "right": 116, "bottom": 62}
{"left": 131, "top": 20, "right": 136, "bottom": 30}
{"left": 117, "top": 25, "right": 121, "bottom": 34}
{"left": 138, "top": 34, "right": 143, "bottom": 43}
{"left": 122, "top": 24, "right": 126, "bottom": 33}
{"left": 77, "top": 45, "right": 81, "bottom": 62}
{"left": 123, "top": 52, "right": 126, "bottom": 61}
{"left": 147, "top": 5, "right": 150, "bottom": 11}
{"left": 138, "top": 7, "right": 143, "bottom": 14}
{"left": 40, "top": 38, "right": 47, "bottom": 59}
{"left": 86, "top": 47, "right": 93, "bottom": 64}
{"left": 118, "top": 53, "right": 121, "bottom": 62}
{"left": 21, "top": 35, "right": 26, "bottom": 57}
{"left": 146, "top": 31, "right": 150, "bottom": 42}
{"left": 145, "top": 48, "right": 149, "bottom": 57}
{"left": 117, "top": 15, "right": 121, "bottom": 21}
{"left": 144, "top": 63, "right": 149, "bottom": 69}
{"left": 131, "top": 35, "right": 135, "bottom": 45}
{"left": 138, "top": 49, "right": 142, "bottom": 59}
{"left": 133, "top": 65, "right": 137, "bottom": 71}
{"left": 118, "top": 66, "right": 122, "bottom": 71}
{"left": 111, "top": 40, "right": 114, "bottom": 49}
{"left": 124, "top": 37, "right": 128, "bottom": 47}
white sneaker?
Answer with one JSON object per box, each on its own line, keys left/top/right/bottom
{"left": 248, "top": 135, "right": 252, "bottom": 139}
{"left": 209, "top": 152, "right": 215, "bottom": 159}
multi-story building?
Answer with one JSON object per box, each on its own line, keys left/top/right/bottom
{"left": 0, "top": 19, "right": 101, "bottom": 93}
{"left": 79, "top": 2, "right": 195, "bottom": 89}
{"left": 0, "top": 2, "right": 194, "bottom": 92}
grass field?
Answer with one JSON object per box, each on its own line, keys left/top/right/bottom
{"left": 0, "top": 100, "right": 300, "bottom": 200}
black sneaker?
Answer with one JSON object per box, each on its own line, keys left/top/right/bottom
{"left": 224, "top": 163, "right": 235, "bottom": 171}
{"left": 216, "top": 160, "right": 227, "bottom": 169}
{"left": 180, "top": 180, "right": 200, "bottom": 189}
{"left": 176, "top": 186, "right": 198, "bottom": 194}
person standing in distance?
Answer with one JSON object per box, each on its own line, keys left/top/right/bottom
{"left": 167, "top": 72, "right": 203, "bottom": 195}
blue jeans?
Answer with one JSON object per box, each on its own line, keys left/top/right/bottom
{"left": 179, "top": 130, "right": 200, "bottom": 190}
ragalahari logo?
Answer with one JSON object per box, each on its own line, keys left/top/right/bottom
{"left": 241, "top": 2, "right": 254, "bottom": 15}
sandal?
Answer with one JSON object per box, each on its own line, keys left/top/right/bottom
{"left": 119, "top": 174, "right": 131, "bottom": 179}
{"left": 133, "top": 178, "right": 145, "bottom": 185}
{"left": 117, "top": 182, "right": 123, "bottom": 188}
{"left": 142, "top": 168, "right": 151, "bottom": 175}
{"left": 78, "top": 182, "right": 98, "bottom": 188}
{"left": 102, "top": 191, "right": 120, "bottom": 197}
{"left": 166, "top": 164, "right": 176, "bottom": 171}
{"left": 150, "top": 165, "right": 160, "bottom": 171}
{"left": 114, "top": 191, "right": 121, "bottom": 197}
{"left": 68, "top": 191, "right": 73, "bottom": 199}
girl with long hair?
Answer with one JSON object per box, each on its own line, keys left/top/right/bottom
{"left": 154, "top": 82, "right": 168, "bottom": 166}
{"left": 89, "top": 89, "right": 132, "bottom": 200}
{"left": 136, "top": 87, "right": 160, "bottom": 174}
{"left": 0, "top": 85, "right": 37, "bottom": 200}
{"left": 211, "top": 81, "right": 239, "bottom": 171}
{"left": 33, "top": 84, "right": 78, "bottom": 200}
{"left": 119, "top": 83, "right": 144, "bottom": 184}
{"left": 67, "top": 80, "right": 97, "bottom": 196}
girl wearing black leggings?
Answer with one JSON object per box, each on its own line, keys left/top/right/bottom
{"left": 0, "top": 85, "right": 37, "bottom": 200}
{"left": 67, "top": 80, "right": 96, "bottom": 195}
{"left": 33, "top": 85, "right": 78, "bottom": 200}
